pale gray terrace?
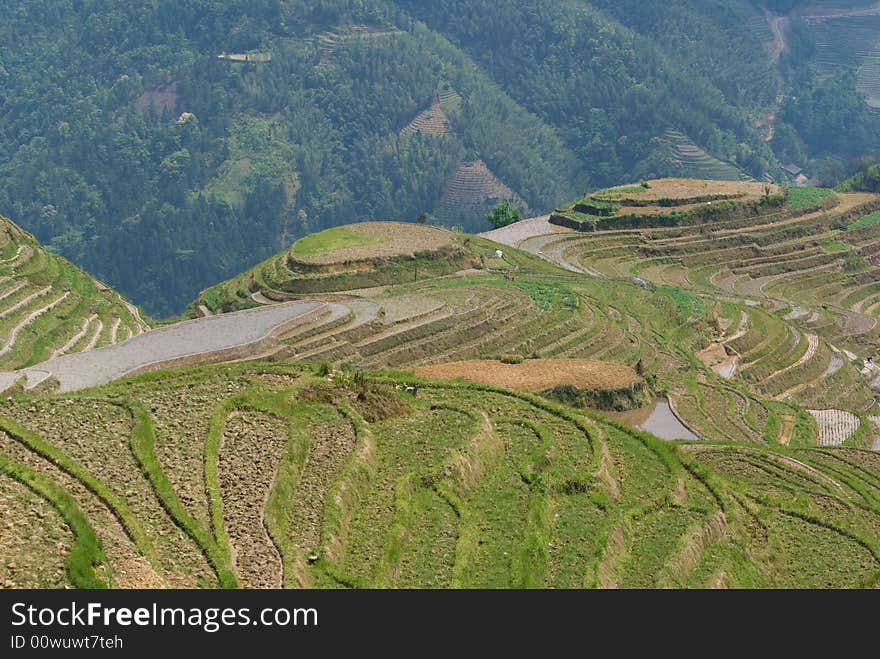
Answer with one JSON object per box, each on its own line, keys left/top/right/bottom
{"left": 0, "top": 300, "right": 324, "bottom": 393}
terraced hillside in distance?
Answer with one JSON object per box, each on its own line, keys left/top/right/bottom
{"left": 399, "top": 89, "right": 529, "bottom": 233}
{"left": 432, "top": 161, "right": 530, "bottom": 232}
{"left": 489, "top": 178, "right": 880, "bottom": 449}
{"left": 3, "top": 361, "right": 880, "bottom": 589}
{"left": 804, "top": 6, "right": 880, "bottom": 108}
{"left": 0, "top": 214, "right": 149, "bottom": 372}
{"left": 401, "top": 90, "right": 462, "bottom": 138}
{"left": 315, "top": 24, "right": 405, "bottom": 65}
{"left": 658, "top": 131, "right": 751, "bottom": 182}
{"left": 5, "top": 177, "right": 880, "bottom": 589}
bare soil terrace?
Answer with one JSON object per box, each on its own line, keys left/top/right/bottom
{"left": 413, "top": 358, "right": 641, "bottom": 392}
{"left": 598, "top": 179, "right": 779, "bottom": 203}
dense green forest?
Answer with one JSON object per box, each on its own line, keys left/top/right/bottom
{"left": 0, "top": 0, "right": 878, "bottom": 315}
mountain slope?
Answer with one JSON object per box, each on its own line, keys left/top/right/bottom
{"left": 2, "top": 361, "right": 879, "bottom": 589}
{"left": 3, "top": 177, "right": 880, "bottom": 589}
{"left": 6, "top": 1, "right": 880, "bottom": 316}
{"left": 0, "top": 2, "right": 585, "bottom": 315}
{"left": 0, "top": 214, "right": 148, "bottom": 372}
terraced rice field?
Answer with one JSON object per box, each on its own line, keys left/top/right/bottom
{"left": 179, "top": 208, "right": 793, "bottom": 449}
{"left": 315, "top": 24, "right": 403, "bottom": 64}
{"left": 413, "top": 359, "right": 641, "bottom": 392}
{"left": 399, "top": 89, "right": 461, "bottom": 138}
{"left": 433, "top": 160, "right": 529, "bottom": 231}
{"left": 401, "top": 99, "right": 454, "bottom": 137}
{"left": 471, "top": 181, "right": 880, "bottom": 444}
{"left": 658, "top": 130, "right": 750, "bottom": 181}
{"left": 197, "top": 222, "right": 491, "bottom": 307}
{"left": 5, "top": 176, "right": 880, "bottom": 590}
{"left": 808, "top": 409, "right": 862, "bottom": 447}
{"left": 805, "top": 12, "right": 880, "bottom": 111}
{"left": 0, "top": 299, "right": 324, "bottom": 394}
{"left": 3, "top": 361, "right": 879, "bottom": 589}
{"left": 0, "top": 214, "right": 149, "bottom": 371}
{"left": 200, "top": 266, "right": 802, "bottom": 447}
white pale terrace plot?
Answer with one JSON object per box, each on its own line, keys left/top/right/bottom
{"left": 808, "top": 409, "right": 861, "bottom": 447}
{"left": 0, "top": 300, "right": 324, "bottom": 393}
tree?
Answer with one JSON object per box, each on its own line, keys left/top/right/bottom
{"left": 416, "top": 212, "right": 430, "bottom": 224}
{"left": 487, "top": 201, "right": 523, "bottom": 229}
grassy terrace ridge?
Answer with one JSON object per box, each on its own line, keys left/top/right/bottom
{"left": 289, "top": 222, "right": 456, "bottom": 266}
{"left": 0, "top": 214, "right": 150, "bottom": 371}
{"left": 8, "top": 177, "right": 880, "bottom": 589}
{"left": 187, "top": 178, "right": 880, "bottom": 453}
{"left": 195, "top": 224, "right": 562, "bottom": 313}
{"left": 1, "top": 361, "right": 879, "bottom": 589}
{"left": 550, "top": 178, "right": 785, "bottom": 231}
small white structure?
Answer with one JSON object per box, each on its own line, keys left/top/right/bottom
{"left": 494, "top": 249, "right": 504, "bottom": 258}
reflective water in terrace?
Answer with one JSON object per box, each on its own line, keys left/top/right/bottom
{"left": 606, "top": 398, "right": 699, "bottom": 441}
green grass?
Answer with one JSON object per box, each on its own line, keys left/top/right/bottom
{"left": 2, "top": 363, "right": 880, "bottom": 588}
{"left": 0, "top": 452, "right": 108, "bottom": 588}
{"left": 513, "top": 279, "right": 578, "bottom": 310}
{"left": 595, "top": 184, "right": 650, "bottom": 197}
{"left": 316, "top": 403, "right": 378, "bottom": 587}
{"left": 203, "top": 396, "right": 244, "bottom": 584}
{"left": 786, "top": 187, "right": 833, "bottom": 211}
{"left": 657, "top": 285, "right": 704, "bottom": 319}
{"left": 123, "top": 398, "right": 237, "bottom": 588}
{"left": 847, "top": 211, "right": 880, "bottom": 231}
{"left": 821, "top": 238, "right": 849, "bottom": 252}
{"left": 515, "top": 279, "right": 578, "bottom": 311}
{"left": 291, "top": 226, "right": 384, "bottom": 258}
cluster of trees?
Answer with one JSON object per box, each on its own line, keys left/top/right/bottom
{"left": 487, "top": 201, "right": 523, "bottom": 229}
{"left": 771, "top": 12, "right": 880, "bottom": 182}
{"left": 396, "top": 0, "right": 781, "bottom": 182}
{"left": 837, "top": 161, "right": 880, "bottom": 193}
{"left": 1, "top": 0, "right": 878, "bottom": 314}
{"left": 0, "top": 2, "right": 581, "bottom": 314}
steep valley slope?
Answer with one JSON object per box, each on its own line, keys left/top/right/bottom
{"left": 5, "top": 1, "right": 880, "bottom": 315}
{"left": 3, "top": 179, "right": 880, "bottom": 589}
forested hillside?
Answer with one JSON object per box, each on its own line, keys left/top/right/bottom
{"left": 1, "top": 0, "right": 878, "bottom": 315}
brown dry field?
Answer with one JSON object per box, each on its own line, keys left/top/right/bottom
{"left": 600, "top": 178, "right": 779, "bottom": 202}
{"left": 413, "top": 358, "right": 641, "bottom": 392}
{"left": 292, "top": 221, "right": 455, "bottom": 265}
{"left": 696, "top": 342, "right": 730, "bottom": 368}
